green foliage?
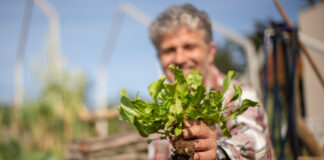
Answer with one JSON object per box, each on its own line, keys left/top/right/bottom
{"left": 0, "top": 138, "right": 22, "bottom": 160}
{"left": 215, "top": 19, "right": 274, "bottom": 75}
{"left": 247, "top": 19, "right": 273, "bottom": 51}
{"left": 0, "top": 106, "right": 12, "bottom": 127}
{"left": 214, "top": 40, "right": 247, "bottom": 74}
{"left": 0, "top": 59, "right": 95, "bottom": 159}
{"left": 118, "top": 65, "right": 259, "bottom": 142}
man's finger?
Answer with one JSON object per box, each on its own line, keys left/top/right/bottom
{"left": 193, "top": 138, "right": 216, "bottom": 151}
{"left": 182, "top": 125, "right": 210, "bottom": 139}
{"left": 194, "top": 149, "right": 217, "bottom": 160}
{"left": 183, "top": 119, "right": 197, "bottom": 128}
{"left": 183, "top": 119, "right": 204, "bottom": 128}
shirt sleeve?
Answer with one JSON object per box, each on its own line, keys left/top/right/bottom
{"left": 216, "top": 87, "right": 275, "bottom": 160}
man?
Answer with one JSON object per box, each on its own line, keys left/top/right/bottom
{"left": 148, "top": 4, "right": 274, "bottom": 160}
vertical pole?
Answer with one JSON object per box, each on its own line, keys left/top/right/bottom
{"left": 95, "top": 11, "right": 124, "bottom": 136}
{"left": 13, "top": 0, "right": 34, "bottom": 109}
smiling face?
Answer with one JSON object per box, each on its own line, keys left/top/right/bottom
{"left": 158, "top": 27, "right": 216, "bottom": 83}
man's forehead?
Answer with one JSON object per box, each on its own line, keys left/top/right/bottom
{"left": 159, "top": 27, "right": 204, "bottom": 43}
{"left": 162, "top": 27, "right": 202, "bottom": 36}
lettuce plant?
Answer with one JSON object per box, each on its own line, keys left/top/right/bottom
{"left": 117, "top": 65, "right": 259, "bottom": 143}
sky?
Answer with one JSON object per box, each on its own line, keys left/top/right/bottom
{"left": 0, "top": 0, "right": 307, "bottom": 108}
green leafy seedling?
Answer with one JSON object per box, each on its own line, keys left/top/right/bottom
{"left": 117, "top": 65, "right": 259, "bottom": 140}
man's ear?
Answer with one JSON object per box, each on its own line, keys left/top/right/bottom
{"left": 208, "top": 42, "right": 216, "bottom": 64}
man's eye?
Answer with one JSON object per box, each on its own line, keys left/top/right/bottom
{"left": 184, "top": 44, "right": 195, "bottom": 50}
{"left": 162, "top": 48, "right": 175, "bottom": 55}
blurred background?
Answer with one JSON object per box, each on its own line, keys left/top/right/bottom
{"left": 0, "top": 0, "right": 323, "bottom": 159}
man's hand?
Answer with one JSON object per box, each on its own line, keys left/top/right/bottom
{"left": 183, "top": 119, "right": 218, "bottom": 160}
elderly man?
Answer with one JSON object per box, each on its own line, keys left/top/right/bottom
{"left": 148, "top": 4, "right": 274, "bottom": 160}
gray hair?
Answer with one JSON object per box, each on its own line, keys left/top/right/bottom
{"left": 149, "top": 4, "right": 213, "bottom": 50}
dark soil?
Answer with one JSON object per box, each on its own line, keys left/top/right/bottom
{"left": 169, "top": 136, "right": 195, "bottom": 160}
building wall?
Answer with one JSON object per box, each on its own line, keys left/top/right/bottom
{"left": 298, "top": 2, "right": 324, "bottom": 146}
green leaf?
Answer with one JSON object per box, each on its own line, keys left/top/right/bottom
{"left": 175, "top": 98, "right": 183, "bottom": 115}
{"left": 120, "top": 96, "right": 140, "bottom": 116}
{"left": 238, "top": 99, "right": 259, "bottom": 114}
{"left": 120, "top": 88, "right": 128, "bottom": 97}
{"left": 148, "top": 76, "right": 166, "bottom": 101}
{"left": 169, "top": 98, "right": 183, "bottom": 115}
{"left": 164, "top": 115, "right": 175, "bottom": 131}
{"left": 144, "top": 104, "right": 153, "bottom": 114}
{"left": 118, "top": 92, "right": 141, "bottom": 124}
{"left": 136, "top": 91, "right": 141, "bottom": 100}
{"left": 146, "top": 139, "right": 154, "bottom": 144}
{"left": 221, "top": 70, "right": 235, "bottom": 96}
{"left": 134, "top": 118, "right": 150, "bottom": 137}
{"left": 186, "top": 70, "right": 203, "bottom": 90}
{"left": 186, "top": 108, "right": 202, "bottom": 121}
{"left": 118, "top": 105, "right": 138, "bottom": 125}
{"left": 225, "top": 99, "right": 259, "bottom": 121}
{"left": 221, "top": 122, "right": 231, "bottom": 137}
{"left": 230, "top": 85, "right": 242, "bottom": 103}
{"left": 225, "top": 112, "right": 236, "bottom": 121}
{"left": 192, "top": 85, "right": 206, "bottom": 108}
{"left": 165, "top": 83, "right": 176, "bottom": 95}
{"left": 118, "top": 105, "right": 131, "bottom": 122}
{"left": 175, "top": 124, "right": 182, "bottom": 136}
{"left": 170, "top": 65, "right": 188, "bottom": 100}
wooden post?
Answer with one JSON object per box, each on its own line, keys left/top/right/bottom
{"left": 274, "top": 0, "right": 324, "bottom": 89}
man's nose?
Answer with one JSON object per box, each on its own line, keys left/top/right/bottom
{"left": 175, "top": 48, "right": 186, "bottom": 65}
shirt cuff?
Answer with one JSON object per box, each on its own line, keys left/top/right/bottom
{"left": 216, "top": 145, "right": 229, "bottom": 160}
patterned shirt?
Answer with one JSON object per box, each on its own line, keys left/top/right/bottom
{"left": 148, "top": 65, "right": 275, "bottom": 160}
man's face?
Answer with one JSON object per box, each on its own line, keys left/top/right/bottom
{"left": 158, "top": 27, "right": 216, "bottom": 82}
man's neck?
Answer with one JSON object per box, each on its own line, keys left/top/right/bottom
{"left": 205, "top": 65, "right": 225, "bottom": 92}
